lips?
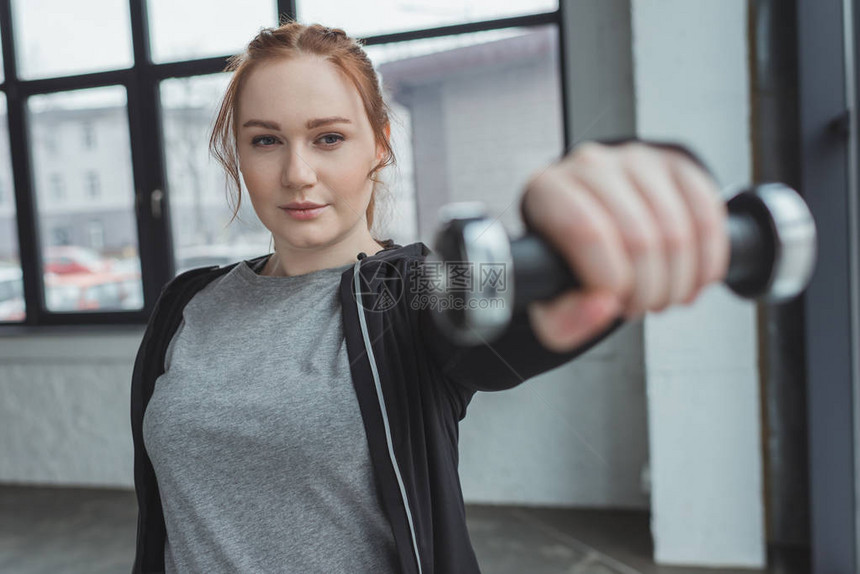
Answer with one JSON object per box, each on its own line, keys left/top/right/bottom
{"left": 279, "top": 200, "right": 329, "bottom": 221}
{"left": 282, "top": 201, "right": 327, "bottom": 210}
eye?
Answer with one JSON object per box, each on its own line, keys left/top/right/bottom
{"left": 318, "top": 134, "right": 344, "bottom": 146}
{"left": 251, "top": 135, "right": 279, "bottom": 147}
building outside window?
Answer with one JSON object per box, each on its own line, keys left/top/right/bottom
{"left": 51, "top": 225, "right": 71, "bottom": 246}
{"left": 85, "top": 171, "right": 100, "bottom": 198}
{"left": 87, "top": 220, "right": 104, "bottom": 251}
{"left": 0, "top": 1, "right": 564, "bottom": 329}
{"left": 49, "top": 173, "right": 64, "bottom": 201}
{"left": 82, "top": 122, "right": 96, "bottom": 149}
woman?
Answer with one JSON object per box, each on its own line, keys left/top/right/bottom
{"left": 131, "top": 21, "right": 729, "bottom": 574}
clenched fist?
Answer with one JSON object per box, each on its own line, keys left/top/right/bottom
{"left": 521, "top": 141, "right": 731, "bottom": 353}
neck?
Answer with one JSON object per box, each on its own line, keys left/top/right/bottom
{"left": 264, "top": 227, "right": 388, "bottom": 277}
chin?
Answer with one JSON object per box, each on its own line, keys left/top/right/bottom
{"left": 274, "top": 230, "right": 341, "bottom": 251}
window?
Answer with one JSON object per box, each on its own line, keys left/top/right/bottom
{"left": 49, "top": 174, "right": 64, "bottom": 200}
{"left": 0, "top": 93, "right": 22, "bottom": 323}
{"left": 298, "top": 0, "right": 557, "bottom": 38}
{"left": 364, "top": 25, "right": 563, "bottom": 243}
{"left": 87, "top": 220, "right": 104, "bottom": 251}
{"left": 161, "top": 74, "right": 271, "bottom": 274}
{"left": 11, "top": 0, "right": 133, "bottom": 80}
{"left": 44, "top": 133, "right": 57, "bottom": 155}
{"left": 27, "top": 86, "right": 141, "bottom": 318}
{"left": 51, "top": 226, "right": 71, "bottom": 246}
{"left": 0, "top": 1, "right": 565, "bottom": 327}
{"left": 85, "top": 171, "right": 100, "bottom": 198}
{"left": 147, "top": 0, "right": 277, "bottom": 63}
{"left": 82, "top": 122, "right": 95, "bottom": 149}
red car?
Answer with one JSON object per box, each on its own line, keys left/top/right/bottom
{"left": 43, "top": 246, "right": 113, "bottom": 275}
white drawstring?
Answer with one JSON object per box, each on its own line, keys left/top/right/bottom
{"left": 352, "top": 258, "right": 424, "bottom": 574}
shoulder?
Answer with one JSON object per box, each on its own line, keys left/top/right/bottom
{"left": 340, "top": 241, "right": 433, "bottom": 315}
{"left": 168, "top": 253, "right": 268, "bottom": 291}
{"left": 343, "top": 241, "right": 431, "bottom": 279}
{"left": 374, "top": 241, "right": 431, "bottom": 263}
{"left": 163, "top": 264, "right": 234, "bottom": 297}
{"left": 149, "top": 258, "right": 256, "bottom": 322}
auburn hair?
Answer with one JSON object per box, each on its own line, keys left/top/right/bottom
{"left": 209, "top": 19, "right": 396, "bottom": 237}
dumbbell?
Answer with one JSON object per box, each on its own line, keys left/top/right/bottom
{"left": 426, "top": 183, "right": 818, "bottom": 346}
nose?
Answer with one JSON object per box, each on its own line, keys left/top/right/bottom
{"left": 281, "top": 147, "right": 318, "bottom": 190}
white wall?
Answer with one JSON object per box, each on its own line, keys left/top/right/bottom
{"left": 632, "top": 0, "right": 765, "bottom": 568}
{"left": 0, "top": 332, "right": 140, "bottom": 486}
{"left": 0, "top": 321, "right": 650, "bottom": 511}
{"left": 459, "top": 323, "right": 649, "bottom": 507}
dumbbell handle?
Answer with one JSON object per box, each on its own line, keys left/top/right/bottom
{"left": 429, "top": 183, "right": 817, "bottom": 346}
{"left": 513, "top": 210, "right": 773, "bottom": 312}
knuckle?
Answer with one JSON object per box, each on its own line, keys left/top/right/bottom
{"left": 656, "top": 287, "right": 674, "bottom": 310}
{"left": 673, "top": 282, "right": 694, "bottom": 307}
{"left": 697, "top": 212, "right": 722, "bottom": 238}
{"left": 614, "top": 264, "right": 637, "bottom": 298}
{"left": 521, "top": 182, "right": 542, "bottom": 208}
{"left": 625, "top": 229, "right": 658, "bottom": 257}
{"left": 712, "top": 195, "right": 729, "bottom": 222}
{"left": 697, "top": 199, "right": 727, "bottom": 237}
{"left": 561, "top": 225, "right": 605, "bottom": 260}
{"left": 678, "top": 155, "right": 721, "bottom": 195}
{"left": 621, "top": 281, "right": 637, "bottom": 302}
{"left": 666, "top": 149, "right": 699, "bottom": 170}
{"left": 572, "top": 142, "right": 611, "bottom": 167}
{"left": 525, "top": 166, "right": 554, "bottom": 191}
{"left": 623, "top": 142, "right": 660, "bottom": 165}
{"left": 663, "top": 227, "right": 693, "bottom": 253}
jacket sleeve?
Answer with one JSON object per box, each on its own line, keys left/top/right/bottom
{"left": 414, "top": 138, "right": 715, "bottom": 392}
{"left": 416, "top": 296, "right": 625, "bottom": 392}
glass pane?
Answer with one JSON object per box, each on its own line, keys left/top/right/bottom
{"left": 12, "top": 0, "right": 133, "bottom": 80}
{"left": 298, "top": 0, "right": 557, "bottom": 38}
{"left": 28, "top": 87, "right": 143, "bottom": 313}
{"left": 161, "top": 74, "right": 271, "bottom": 276}
{"left": 148, "top": 0, "right": 277, "bottom": 64}
{"left": 365, "top": 25, "right": 563, "bottom": 245}
{"left": 0, "top": 94, "right": 24, "bottom": 322}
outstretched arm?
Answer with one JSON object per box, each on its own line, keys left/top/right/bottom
{"left": 416, "top": 139, "right": 727, "bottom": 393}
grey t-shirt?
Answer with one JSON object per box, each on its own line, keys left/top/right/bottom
{"left": 142, "top": 256, "right": 400, "bottom": 573}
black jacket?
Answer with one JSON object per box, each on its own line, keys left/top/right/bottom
{"left": 130, "top": 240, "right": 626, "bottom": 573}
{"left": 131, "top": 138, "right": 713, "bottom": 573}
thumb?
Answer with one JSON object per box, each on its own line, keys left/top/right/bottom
{"left": 527, "top": 289, "right": 622, "bottom": 353}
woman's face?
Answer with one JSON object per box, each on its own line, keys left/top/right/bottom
{"left": 236, "top": 55, "right": 383, "bottom": 252}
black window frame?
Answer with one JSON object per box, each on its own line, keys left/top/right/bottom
{"left": 0, "top": 0, "right": 566, "bottom": 331}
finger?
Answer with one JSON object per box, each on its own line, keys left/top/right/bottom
{"left": 620, "top": 145, "right": 697, "bottom": 310}
{"left": 668, "top": 154, "right": 730, "bottom": 304}
{"left": 528, "top": 290, "right": 622, "bottom": 353}
{"left": 522, "top": 167, "right": 633, "bottom": 298}
{"left": 561, "top": 149, "right": 665, "bottom": 317}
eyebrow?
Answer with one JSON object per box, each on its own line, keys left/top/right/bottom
{"left": 241, "top": 117, "right": 353, "bottom": 130}
{"left": 307, "top": 116, "right": 352, "bottom": 130}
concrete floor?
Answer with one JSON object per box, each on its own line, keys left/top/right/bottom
{"left": 0, "top": 484, "right": 774, "bottom": 574}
